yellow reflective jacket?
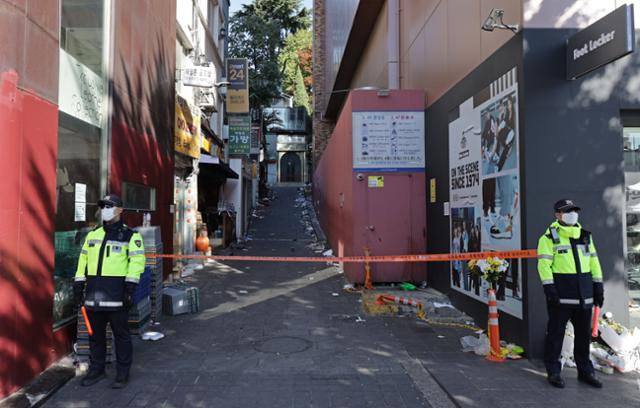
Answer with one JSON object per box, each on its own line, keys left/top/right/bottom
{"left": 75, "top": 221, "right": 145, "bottom": 309}
{"left": 537, "top": 221, "right": 603, "bottom": 307}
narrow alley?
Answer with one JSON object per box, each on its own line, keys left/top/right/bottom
{"left": 44, "top": 187, "right": 450, "bottom": 408}
{"left": 42, "top": 188, "right": 640, "bottom": 408}
{"left": 5, "top": 1, "right": 640, "bottom": 407}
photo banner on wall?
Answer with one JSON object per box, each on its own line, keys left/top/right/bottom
{"left": 352, "top": 111, "right": 425, "bottom": 172}
{"left": 448, "top": 67, "right": 522, "bottom": 319}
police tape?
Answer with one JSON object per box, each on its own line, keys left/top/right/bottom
{"left": 145, "top": 249, "right": 538, "bottom": 263}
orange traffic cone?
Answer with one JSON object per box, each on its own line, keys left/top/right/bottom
{"left": 486, "top": 288, "right": 505, "bottom": 362}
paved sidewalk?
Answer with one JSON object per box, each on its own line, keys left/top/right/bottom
{"left": 44, "top": 187, "right": 451, "bottom": 408}
{"left": 44, "top": 187, "right": 640, "bottom": 407}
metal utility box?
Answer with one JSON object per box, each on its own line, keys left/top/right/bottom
{"left": 162, "top": 287, "right": 192, "bottom": 316}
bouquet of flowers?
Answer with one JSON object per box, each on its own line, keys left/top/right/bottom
{"left": 468, "top": 257, "right": 509, "bottom": 284}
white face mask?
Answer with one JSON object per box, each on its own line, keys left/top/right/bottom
{"left": 101, "top": 207, "right": 117, "bottom": 222}
{"left": 561, "top": 211, "right": 579, "bottom": 226}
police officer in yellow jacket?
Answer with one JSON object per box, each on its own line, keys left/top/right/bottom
{"left": 538, "top": 199, "right": 603, "bottom": 389}
{"left": 73, "top": 194, "right": 145, "bottom": 389}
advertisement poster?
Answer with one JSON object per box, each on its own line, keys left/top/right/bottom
{"left": 175, "top": 95, "right": 201, "bottom": 159}
{"left": 229, "top": 115, "right": 251, "bottom": 156}
{"left": 352, "top": 111, "right": 425, "bottom": 172}
{"left": 448, "top": 67, "right": 522, "bottom": 318}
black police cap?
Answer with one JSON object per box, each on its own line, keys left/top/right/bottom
{"left": 554, "top": 199, "right": 581, "bottom": 213}
{"left": 98, "top": 194, "right": 123, "bottom": 208}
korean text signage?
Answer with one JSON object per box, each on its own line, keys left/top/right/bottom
{"left": 567, "top": 4, "right": 634, "bottom": 80}
{"left": 226, "top": 58, "right": 249, "bottom": 113}
{"left": 182, "top": 66, "right": 216, "bottom": 88}
{"left": 352, "top": 111, "right": 425, "bottom": 172}
{"left": 448, "top": 67, "right": 522, "bottom": 319}
{"left": 59, "top": 49, "right": 104, "bottom": 127}
{"left": 251, "top": 126, "right": 261, "bottom": 155}
{"left": 229, "top": 115, "right": 251, "bottom": 155}
{"left": 175, "top": 95, "right": 201, "bottom": 159}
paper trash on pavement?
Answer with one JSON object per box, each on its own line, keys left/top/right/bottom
{"left": 141, "top": 331, "right": 165, "bottom": 341}
{"left": 589, "top": 313, "right": 640, "bottom": 373}
{"left": 599, "top": 318, "right": 640, "bottom": 354}
{"left": 433, "top": 302, "right": 455, "bottom": 309}
{"left": 460, "top": 334, "right": 490, "bottom": 356}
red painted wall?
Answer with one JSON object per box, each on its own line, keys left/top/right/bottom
{"left": 0, "top": 71, "right": 67, "bottom": 398}
{"left": 314, "top": 90, "right": 427, "bottom": 283}
{"left": 109, "top": 0, "right": 176, "bottom": 275}
{"left": 0, "top": 0, "right": 66, "bottom": 397}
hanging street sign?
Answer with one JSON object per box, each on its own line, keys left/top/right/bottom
{"left": 182, "top": 66, "right": 216, "bottom": 88}
{"left": 226, "top": 58, "right": 249, "bottom": 113}
{"left": 229, "top": 115, "right": 251, "bottom": 156}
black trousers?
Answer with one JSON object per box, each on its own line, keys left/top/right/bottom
{"left": 544, "top": 304, "right": 594, "bottom": 376}
{"left": 482, "top": 178, "right": 496, "bottom": 216}
{"left": 87, "top": 309, "right": 132, "bottom": 376}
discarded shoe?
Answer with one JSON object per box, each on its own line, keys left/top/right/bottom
{"left": 81, "top": 370, "right": 105, "bottom": 387}
{"left": 578, "top": 372, "right": 602, "bottom": 388}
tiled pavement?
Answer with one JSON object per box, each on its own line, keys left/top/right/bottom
{"left": 44, "top": 187, "right": 640, "bottom": 407}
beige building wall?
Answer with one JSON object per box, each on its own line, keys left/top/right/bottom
{"left": 524, "top": 0, "right": 640, "bottom": 28}
{"left": 350, "top": 0, "right": 522, "bottom": 107}
{"left": 331, "top": 0, "right": 636, "bottom": 112}
{"left": 351, "top": 2, "right": 389, "bottom": 90}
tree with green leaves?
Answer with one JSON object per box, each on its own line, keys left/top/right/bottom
{"left": 234, "top": 0, "right": 309, "bottom": 44}
{"left": 293, "top": 66, "right": 311, "bottom": 114}
{"left": 229, "top": 0, "right": 310, "bottom": 109}
{"left": 278, "top": 29, "right": 312, "bottom": 97}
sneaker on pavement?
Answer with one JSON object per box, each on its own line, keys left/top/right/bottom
{"left": 81, "top": 370, "right": 106, "bottom": 387}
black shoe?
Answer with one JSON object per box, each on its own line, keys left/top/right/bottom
{"left": 547, "top": 374, "right": 565, "bottom": 388}
{"left": 81, "top": 370, "right": 106, "bottom": 387}
{"left": 578, "top": 372, "right": 603, "bottom": 388}
{"left": 111, "top": 373, "right": 129, "bottom": 389}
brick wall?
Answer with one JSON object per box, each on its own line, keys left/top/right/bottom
{"left": 311, "top": 0, "right": 335, "bottom": 167}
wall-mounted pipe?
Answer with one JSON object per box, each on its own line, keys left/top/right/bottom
{"left": 388, "top": 0, "right": 400, "bottom": 89}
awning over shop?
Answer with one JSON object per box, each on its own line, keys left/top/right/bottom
{"left": 199, "top": 154, "right": 239, "bottom": 179}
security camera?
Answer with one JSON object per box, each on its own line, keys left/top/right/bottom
{"left": 482, "top": 8, "right": 518, "bottom": 33}
{"left": 482, "top": 8, "right": 502, "bottom": 31}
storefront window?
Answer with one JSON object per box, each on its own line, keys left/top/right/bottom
{"left": 54, "top": 0, "right": 106, "bottom": 329}
{"left": 624, "top": 127, "right": 640, "bottom": 308}
{"left": 61, "top": 0, "right": 104, "bottom": 75}
{"left": 122, "top": 182, "right": 157, "bottom": 211}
